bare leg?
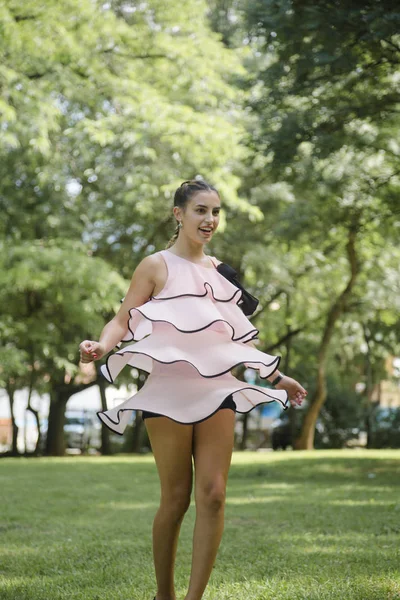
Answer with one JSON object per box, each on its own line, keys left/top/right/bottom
{"left": 145, "top": 417, "right": 194, "bottom": 600}
{"left": 184, "top": 409, "right": 235, "bottom": 600}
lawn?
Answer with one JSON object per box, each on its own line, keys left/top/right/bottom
{"left": 1, "top": 450, "right": 399, "bottom": 600}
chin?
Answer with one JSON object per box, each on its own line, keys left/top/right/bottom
{"left": 198, "top": 235, "right": 212, "bottom": 244}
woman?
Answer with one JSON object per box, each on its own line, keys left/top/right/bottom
{"left": 79, "top": 179, "right": 307, "bottom": 600}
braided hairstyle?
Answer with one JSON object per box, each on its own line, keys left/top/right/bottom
{"left": 165, "top": 179, "right": 219, "bottom": 249}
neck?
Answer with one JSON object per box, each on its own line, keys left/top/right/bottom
{"left": 170, "top": 236, "right": 207, "bottom": 260}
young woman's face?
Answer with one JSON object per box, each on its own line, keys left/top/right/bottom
{"left": 175, "top": 190, "right": 221, "bottom": 244}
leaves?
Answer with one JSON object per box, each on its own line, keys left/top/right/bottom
{"left": 0, "top": 239, "right": 127, "bottom": 391}
{"left": 1, "top": 0, "right": 400, "bottom": 452}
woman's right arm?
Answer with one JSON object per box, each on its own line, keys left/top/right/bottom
{"left": 79, "top": 254, "right": 161, "bottom": 363}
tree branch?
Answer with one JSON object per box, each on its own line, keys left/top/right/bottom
{"left": 250, "top": 289, "right": 285, "bottom": 324}
{"left": 382, "top": 38, "right": 400, "bottom": 54}
{"left": 263, "top": 325, "right": 307, "bottom": 353}
{"left": 14, "top": 15, "right": 37, "bottom": 22}
{"left": 102, "top": 48, "right": 171, "bottom": 60}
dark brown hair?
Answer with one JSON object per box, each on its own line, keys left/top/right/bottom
{"left": 165, "top": 179, "right": 219, "bottom": 249}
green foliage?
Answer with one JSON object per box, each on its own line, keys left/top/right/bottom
{"left": 244, "top": 1, "right": 400, "bottom": 164}
{"left": 0, "top": 239, "right": 127, "bottom": 388}
{"left": 318, "top": 375, "right": 365, "bottom": 448}
{"left": 0, "top": 0, "right": 254, "bottom": 451}
{"left": 232, "top": 1, "right": 400, "bottom": 447}
{"left": 1, "top": 0, "right": 400, "bottom": 452}
{"left": 1, "top": 0, "right": 252, "bottom": 272}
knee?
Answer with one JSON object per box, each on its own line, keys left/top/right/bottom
{"left": 196, "top": 478, "right": 226, "bottom": 513}
{"left": 161, "top": 486, "right": 191, "bottom": 520}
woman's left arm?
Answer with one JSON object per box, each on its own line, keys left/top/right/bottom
{"left": 273, "top": 374, "right": 307, "bottom": 408}
{"left": 247, "top": 340, "right": 307, "bottom": 408}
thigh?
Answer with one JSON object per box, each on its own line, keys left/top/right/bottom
{"left": 192, "top": 409, "right": 235, "bottom": 496}
{"left": 145, "top": 417, "right": 194, "bottom": 497}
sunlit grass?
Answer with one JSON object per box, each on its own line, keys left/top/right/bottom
{"left": 1, "top": 450, "right": 400, "bottom": 599}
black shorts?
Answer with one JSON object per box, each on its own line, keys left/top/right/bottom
{"left": 142, "top": 394, "right": 237, "bottom": 420}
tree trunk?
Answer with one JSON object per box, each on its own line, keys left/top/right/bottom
{"left": 294, "top": 225, "right": 360, "bottom": 450}
{"left": 295, "top": 366, "right": 327, "bottom": 449}
{"left": 26, "top": 404, "right": 41, "bottom": 455}
{"left": 98, "top": 375, "right": 112, "bottom": 456}
{"left": 6, "top": 383, "right": 19, "bottom": 456}
{"left": 25, "top": 372, "right": 42, "bottom": 456}
{"left": 240, "top": 413, "right": 249, "bottom": 450}
{"left": 283, "top": 292, "right": 298, "bottom": 445}
{"left": 46, "top": 390, "right": 69, "bottom": 456}
{"left": 363, "top": 326, "right": 376, "bottom": 449}
{"left": 131, "top": 370, "right": 146, "bottom": 453}
{"left": 131, "top": 411, "right": 144, "bottom": 453}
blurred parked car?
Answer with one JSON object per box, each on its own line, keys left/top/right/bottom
{"left": 39, "top": 411, "right": 102, "bottom": 453}
{"left": 370, "top": 406, "right": 400, "bottom": 448}
{"left": 64, "top": 411, "right": 101, "bottom": 451}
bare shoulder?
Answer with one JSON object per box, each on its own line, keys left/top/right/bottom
{"left": 136, "top": 252, "right": 168, "bottom": 297}
{"left": 135, "top": 252, "right": 165, "bottom": 279}
{"left": 115, "top": 253, "right": 166, "bottom": 323}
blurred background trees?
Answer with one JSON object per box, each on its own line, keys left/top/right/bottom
{"left": 1, "top": 0, "right": 399, "bottom": 455}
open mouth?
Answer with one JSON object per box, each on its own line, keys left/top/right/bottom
{"left": 199, "top": 227, "right": 213, "bottom": 234}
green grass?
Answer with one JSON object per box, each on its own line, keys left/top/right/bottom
{"left": 1, "top": 450, "right": 400, "bottom": 600}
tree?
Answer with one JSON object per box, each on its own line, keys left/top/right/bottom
{"left": 1, "top": 0, "right": 254, "bottom": 453}
{"left": 0, "top": 240, "right": 127, "bottom": 455}
{"left": 235, "top": 0, "right": 400, "bottom": 448}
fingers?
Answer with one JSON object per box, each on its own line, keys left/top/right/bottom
{"left": 79, "top": 340, "right": 99, "bottom": 363}
{"left": 294, "top": 381, "right": 307, "bottom": 396}
{"left": 290, "top": 388, "right": 307, "bottom": 408}
{"left": 289, "top": 397, "right": 303, "bottom": 408}
{"left": 276, "top": 377, "right": 307, "bottom": 408}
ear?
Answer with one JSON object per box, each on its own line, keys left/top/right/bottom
{"left": 173, "top": 206, "right": 182, "bottom": 221}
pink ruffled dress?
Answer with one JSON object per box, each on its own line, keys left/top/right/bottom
{"left": 97, "top": 250, "right": 288, "bottom": 434}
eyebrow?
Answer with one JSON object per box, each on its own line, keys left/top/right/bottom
{"left": 195, "top": 204, "right": 221, "bottom": 209}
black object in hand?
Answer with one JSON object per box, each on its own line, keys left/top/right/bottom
{"left": 216, "top": 263, "right": 259, "bottom": 316}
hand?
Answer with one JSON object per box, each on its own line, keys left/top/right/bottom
{"left": 79, "top": 340, "right": 105, "bottom": 363}
{"left": 275, "top": 375, "right": 307, "bottom": 408}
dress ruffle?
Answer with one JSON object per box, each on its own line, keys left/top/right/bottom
{"left": 98, "top": 362, "right": 287, "bottom": 434}
{"left": 102, "top": 323, "right": 279, "bottom": 383}
{"left": 97, "top": 250, "right": 289, "bottom": 434}
{"left": 127, "top": 289, "right": 258, "bottom": 342}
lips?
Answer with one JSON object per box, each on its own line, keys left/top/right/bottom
{"left": 199, "top": 227, "right": 213, "bottom": 234}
